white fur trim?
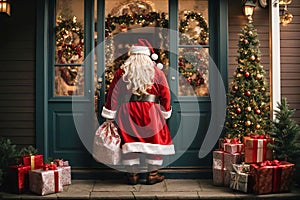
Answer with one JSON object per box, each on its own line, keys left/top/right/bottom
{"left": 130, "top": 45, "right": 150, "bottom": 56}
{"left": 101, "top": 106, "right": 116, "bottom": 119}
{"left": 122, "top": 142, "right": 175, "bottom": 155}
{"left": 161, "top": 107, "right": 172, "bottom": 119}
{"left": 145, "top": 159, "right": 163, "bottom": 166}
{"left": 122, "top": 158, "right": 140, "bottom": 166}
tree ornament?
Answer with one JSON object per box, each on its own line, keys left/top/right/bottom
{"left": 261, "top": 87, "right": 266, "bottom": 92}
{"left": 237, "top": 73, "right": 242, "bottom": 78}
{"left": 233, "top": 124, "right": 237, "bottom": 128}
{"left": 243, "top": 39, "right": 249, "bottom": 45}
{"left": 256, "top": 57, "right": 261, "bottom": 63}
{"left": 255, "top": 109, "right": 261, "bottom": 115}
{"left": 245, "top": 120, "right": 251, "bottom": 126}
{"left": 248, "top": 30, "right": 253, "bottom": 35}
{"left": 255, "top": 124, "right": 261, "bottom": 129}
{"left": 246, "top": 106, "right": 252, "bottom": 112}
{"left": 232, "top": 85, "right": 239, "bottom": 91}
{"left": 245, "top": 90, "right": 251, "bottom": 97}
{"left": 236, "top": 107, "right": 242, "bottom": 114}
{"left": 256, "top": 74, "right": 262, "bottom": 80}
{"left": 244, "top": 72, "right": 250, "bottom": 78}
{"left": 250, "top": 55, "right": 256, "bottom": 61}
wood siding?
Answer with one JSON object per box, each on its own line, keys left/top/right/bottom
{"left": 0, "top": 0, "right": 36, "bottom": 148}
{"left": 280, "top": 1, "right": 300, "bottom": 123}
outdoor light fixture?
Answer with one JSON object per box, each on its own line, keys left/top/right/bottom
{"left": 243, "top": 0, "right": 256, "bottom": 23}
{"left": 0, "top": 0, "right": 10, "bottom": 16}
{"left": 279, "top": 0, "right": 293, "bottom": 26}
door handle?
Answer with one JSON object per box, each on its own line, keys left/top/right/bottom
{"left": 171, "top": 76, "right": 176, "bottom": 81}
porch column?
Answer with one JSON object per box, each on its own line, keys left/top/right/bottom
{"left": 269, "top": 1, "right": 281, "bottom": 119}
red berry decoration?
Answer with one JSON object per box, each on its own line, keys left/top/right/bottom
{"left": 245, "top": 91, "right": 251, "bottom": 97}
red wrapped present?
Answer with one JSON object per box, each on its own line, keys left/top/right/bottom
{"left": 244, "top": 135, "right": 273, "bottom": 163}
{"left": 250, "top": 160, "right": 295, "bottom": 194}
{"left": 7, "top": 165, "right": 31, "bottom": 194}
{"left": 22, "top": 154, "right": 44, "bottom": 170}
{"left": 212, "top": 150, "right": 242, "bottom": 186}
{"left": 29, "top": 167, "right": 63, "bottom": 196}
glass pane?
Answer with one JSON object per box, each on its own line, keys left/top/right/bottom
{"left": 54, "top": 66, "right": 84, "bottom": 96}
{"left": 104, "top": 0, "right": 169, "bottom": 95}
{"left": 178, "top": 48, "right": 209, "bottom": 96}
{"left": 178, "top": 0, "right": 209, "bottom": 97}
{"left": 55, "top": 0, "right": 84, "bottom": 64}
{"left": 55, "top": 0, "right": 85, "bottom": 96}
{"left": 178, "top": 0, "right": 209, "bottom": 45}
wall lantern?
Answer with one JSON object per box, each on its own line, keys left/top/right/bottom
{"left": 0, "top": 0, "right": 11, "bottom": 16}
{"left": 242, "top": 0, "right": 256, "bottom": 23}
{"left": 279, "top": 0, "right": 293, "bottom": 26}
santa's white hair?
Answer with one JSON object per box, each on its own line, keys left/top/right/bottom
{"left": 122, "top": 54, "right": 155, "bottom": 96}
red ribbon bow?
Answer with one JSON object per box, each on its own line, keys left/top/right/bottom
{"left": 230, "top": 137, "right": 240, "bottom": 144}
{"left": 250, "top": 134, "right": 270, "bottom": 139}
{"left": 259, "top": 160, "right": 280, "bottom": 167}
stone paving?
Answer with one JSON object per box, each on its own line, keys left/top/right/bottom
{"left": 1, "top": 179, "right": 300, "bottom": 199}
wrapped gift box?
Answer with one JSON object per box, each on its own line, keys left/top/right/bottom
{"left": 212, "top": 150, "right": 242, "bottom": 186}
{"left": 22, "top": 154, "right": 44, "bottom": 170}
{"left": 250, "top": 161, "right": 294, "bottom": 194}
{"left": 229, "top": 171, "right": 250, "bottom": 193}
{"left": 244, "top": 136, "right": 272, "bottom": 163}
{"left": 213, "top": 168, "right": 231, "bottom": 186}
{"left": 7, "top": 165, "right": 31, "bottom": 194}
{"left": 224, "top": 143, "right": 244, "bottom": 154}
{"left": 232, "top": 163, "right": 250, "bottom": 174}
{"left": 29, "top": 168, "right": 63, "bottom": 196}
{"left": 53, "top": 159, "right": 71, "bottom": 185}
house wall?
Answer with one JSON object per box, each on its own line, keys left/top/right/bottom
{"left": 280, "top": 1, "right": 300, "bottom": 123}
{"left": 0, "top": 0, "right": 36, "bottom": 148}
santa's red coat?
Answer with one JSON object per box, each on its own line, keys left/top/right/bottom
{"left": 101, "top": 66, "right": 175, "bottom": 155}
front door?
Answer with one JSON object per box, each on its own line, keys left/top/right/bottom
{"left": 40, "top": 0, "right": 227, "bottom": 173}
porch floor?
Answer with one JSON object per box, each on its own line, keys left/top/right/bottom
{"left": 1, "top": 178, "right": 300, "bottom": 200}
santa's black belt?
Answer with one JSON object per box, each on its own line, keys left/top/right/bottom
{"left": 124, "top": 94, "right": 159, "bottom": 103}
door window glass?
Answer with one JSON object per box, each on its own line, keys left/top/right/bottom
{"left": 104, "top": 0, "right": 169, "bottom": 95}
{"left": 178, "top": 0, "right": 209, "bottom": 96}
{"left": 54, "top": 0, "right": 85, "bottom": 96}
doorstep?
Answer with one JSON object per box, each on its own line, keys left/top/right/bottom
{"left": 1, "top": 179, "right": 300, "bottom": 200}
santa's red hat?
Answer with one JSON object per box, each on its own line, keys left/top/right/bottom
{"left": 130, "top": 39, "right": 163, "bottom": 69}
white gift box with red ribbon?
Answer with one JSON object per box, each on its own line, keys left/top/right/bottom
{"left": 29, "top": 168, "right": 63, "bottom": 196}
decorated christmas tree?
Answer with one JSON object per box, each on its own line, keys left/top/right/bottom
{"left": 269, "top": 98, "right": 300, "bottom": 162}
{"left": 224, "top": 22, "right": 271, "bottom": 139}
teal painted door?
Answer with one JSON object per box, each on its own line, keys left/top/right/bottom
{"left": 42, "top": 0, "right": 227, "bottom": 169}
{"left": 46, "top": 0, "right": 98, "bottom": 167}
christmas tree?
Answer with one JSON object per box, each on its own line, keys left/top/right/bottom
{"left": 269, "top": 98, "right": 300, "bottom": 162}
{"left": 224, "top": 22, "right": 271, "bottom": 139}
